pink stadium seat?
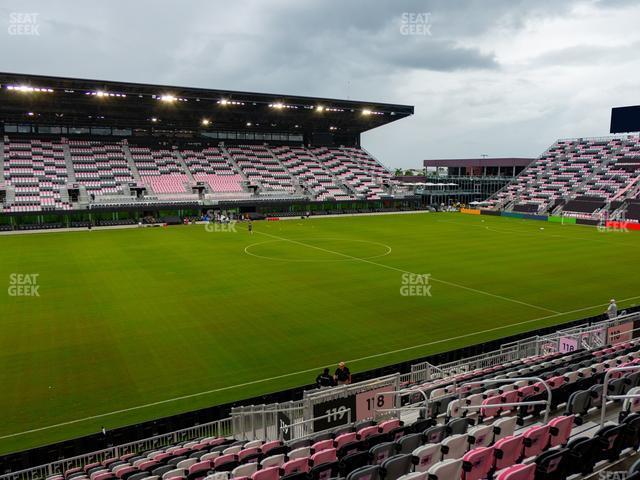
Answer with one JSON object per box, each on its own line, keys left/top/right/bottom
{"left": 495, "top": 463, "right": 535, "bottom": 480}
{"left": 462, "top": 446, "right": 493, "bottom": 480}
{"left": 493, "top": 435, "right": 523, "bottom": 471}
{"left": 260, "top": 440, "right": 282, "bottom": 455}
{"left": 548, "top": 415, "right": 574, "bottom": 447}
{"left": 357, "top": 426, "right": 379, "bottom": 440}
{"left": 281, "top": 457, "right": 310, "bottom": 475}
{"left": 521, "top": 424, "right": 550, "bottom": 458}
{"left": 309, "top": 448, "right": 337, "bottom": 466}
{"left": 311, "top": 439, "right": 334, "bottom": 453}
{"left": 251, "top": 466, "right": 280, "bottom": 480}
{"left": 335, "top": 432, "right": 358, "bottom": 449}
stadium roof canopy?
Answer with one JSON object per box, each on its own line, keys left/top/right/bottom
{"left": 0, "top": 72, "right": 414, "bottom": 141}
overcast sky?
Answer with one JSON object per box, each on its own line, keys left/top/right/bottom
{"left": 1, "top": 0, "right": 639, "bottom": 168}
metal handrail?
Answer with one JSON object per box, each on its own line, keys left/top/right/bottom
{"left": 279, "top": 410, "right": 352, "bottom": 441}
{"left": 457, "top": 377, "right": 553, "bottom": 423}
{"left": 600, "top": 365, "right": 640, "bottom": 427}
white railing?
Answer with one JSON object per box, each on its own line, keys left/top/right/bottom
{"left": 0, "top": 418, "right": 232, "bottom": 480}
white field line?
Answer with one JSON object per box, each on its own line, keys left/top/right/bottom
{"left": 3, "top": 227, "right": 633, "bottom": 440}
{"left": 435, "top": 218, "right": 638, "bottom": 247}
{"left": 254, "top": 230, "right": 559, "bottom": 314}
{"left": 4, "top": 294, "right": 640, "bottom": 441}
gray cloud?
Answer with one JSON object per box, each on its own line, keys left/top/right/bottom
{"left": 0, "top": 0, "right": 638, "bottom": 167}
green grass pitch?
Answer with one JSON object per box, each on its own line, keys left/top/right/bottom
{"left": 0, "top": 212, "right": 638, "bottom": 455}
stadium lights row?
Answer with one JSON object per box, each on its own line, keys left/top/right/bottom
{"left": 153, "top": 94, "right": 188, "bottom": 103}
{"left": 218, "top": 99, "right": 245, "bottom": 106}
{"left": 361, "top": 109, "right": 384, "bottom": 116}
{"left": 269, "top": 102, "right": 298, "bottom": 110}
{"left": 86, "top": 91, "right": 127, "bottom": 98}
{"left": 6, "top": 85, "right": 54, "bottom": 93}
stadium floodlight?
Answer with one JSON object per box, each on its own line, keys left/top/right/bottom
{"left": 329, "top": 126, "right": 337, "bottom": 131}
{"left": 270, "top": 102, "right": 284, "bottom": 109}
{"left": 160, "top": 94, "right": 176, "bottom": 103}
{"left": 27, "top": 112, "right": 34, "bottom": 116}
{"left": 315, "top": 105, "right": 324, "bottom": 112}
{"left": 201, "top": 119, "right": 211, "bottom": 126}
{"left": 218, "top": 99, "right": 244, "bottom": 106}
{"left": 246, "top": 122, "right": 252, "bottom": 127}
{"left": 362, "top": 109, "right": 372, "bottom": 115}
{"left": 151, "top": 117, "right": 158, "bottom": 123}
{"left": 85, "top": 91, "right": 127, "bottom": 98}
{"left": 6, "top": 85, "right": 53, "bottom": 93}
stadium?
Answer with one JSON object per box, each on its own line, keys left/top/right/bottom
{"left": 2, "top": 3, "right": 640, "bottom": 480}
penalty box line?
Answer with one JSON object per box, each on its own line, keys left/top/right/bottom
{"left": 3, "top": 295, "right": 638, "bottom": 441}
{"left": 254, "top": 230, "right": 560, "bottom": 314}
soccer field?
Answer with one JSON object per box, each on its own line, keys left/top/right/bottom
{"left": 0, "top": 212, "right": 638, "bottom": 455}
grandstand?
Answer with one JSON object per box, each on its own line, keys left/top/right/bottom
{"left": 0, "top": 73, "right": 416, "bottom": 226}
{"left": 487, "top": 135, "right": 640, "bottom": 221}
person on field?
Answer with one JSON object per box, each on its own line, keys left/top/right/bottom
{"left": 316, "top": 368, "right": 335, "bottom": 388}
{"left": 607, "top": 299, "right": 618, "bottom": 319}
{"left": 248, "top": 221, "right": 253, "bottom": 234}
{"left": 334, "top": 362, "right": 351, "bottom": 385}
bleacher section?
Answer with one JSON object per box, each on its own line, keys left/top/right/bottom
{"left": 490, "top": 136, "right": 640, "bottom": 216}
{"left": 11, "top": 312, "right": 640, "bottom": 480}
{"left": 129, "top": 146, "right": 189, "bottom": 194}
{"left": 68, "top": 140, "right": 134, "bottom": 197}
{"left": 0, "top": 139, "right": 392, "bottom": 212}
{"left": 2, "top": 137, "right": 71, "bottom": 212}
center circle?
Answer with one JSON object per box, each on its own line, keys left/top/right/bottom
{"left": 244, "top": 238, "right": 392, "bottom": 263}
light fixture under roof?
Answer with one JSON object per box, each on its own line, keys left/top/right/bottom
{"left": 7, "top": 85, "right": 53, "bottom": 93}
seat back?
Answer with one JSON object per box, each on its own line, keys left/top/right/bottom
{"left": 369, "top": 442, "right": 395, "bottom": 465}
{"left": 522, "top": 425, "right": 550, "bottom": 458}
{"left": 345, "top": 465, "right": 381, "bottom": 480}
{"left": 548, "top": 415, "right": 574, "bottom": 447}
{"left": 467, "top": 425, "right": 492, "bottom": 449}
{"left": 260, "top": 455, "right": 285, "bottom": 469}
{"left": 492, "top": 417, "right": 517, "bottom": 443}
{"left": 495, "top": 463, "right": 535, "bottom": 480}
{"left": 426, "top": 459, "right": 462, "bottom": 479}
{"left": 440, "top": 434, "right": 467, "bottom": 460}
{"left": 250, "top": 467, "right": 279, "bottom": 480}
{"left": 461, "top": 446, "right": 493, "bottom": 480}
{"left": 422, "top": 426, "right": 446, "bottom": 444}
{"left": 493, "top": 435, "right": 523, "bottom": 470}
{"left": 396, "top": 433, "right": 422, "bottom": 454}
{"left": 411, "top": 444, "right": 439, "bottom": 473}
{"left": 230, "top": 464, "right": 257, "bottom": 479}
{"left": 380, "top": 454, "right": 412, "bottom": 480}
{"left": 534, "top": 448, "right": 568, "bottom": 480}
{"left": 310, "top": 448, "right": 337, "bottom": 466}
{"left": 281, "top": 458, "right": 310, "bottom": 476}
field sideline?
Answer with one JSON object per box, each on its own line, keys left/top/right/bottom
{"left": 0, "top": 212, "right": 638, "bottom": 455}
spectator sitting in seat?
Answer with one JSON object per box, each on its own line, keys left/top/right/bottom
{"left": 316, "top": 368, "right": 335, "bottom": 388}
